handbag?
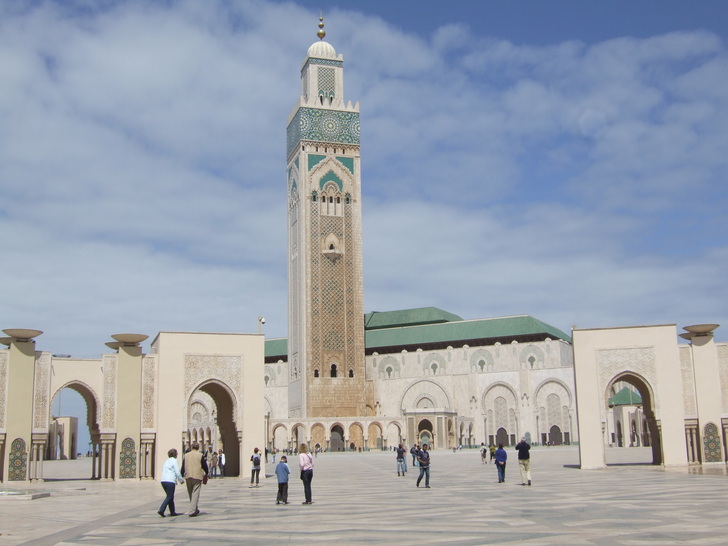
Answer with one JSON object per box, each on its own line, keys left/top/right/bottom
{"left": 202, "top": 474, "right": 209, "bottom": 485}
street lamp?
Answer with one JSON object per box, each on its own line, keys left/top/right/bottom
{"left": 257, "top": 316, "right": 266, "bottom": 334}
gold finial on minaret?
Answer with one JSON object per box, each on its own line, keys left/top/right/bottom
{"left": 317, "top": 13, "right": 326, "bottom": 40}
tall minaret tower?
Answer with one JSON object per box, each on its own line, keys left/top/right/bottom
{"left": 286, "top": 17, "right": 369, "bottom": 418}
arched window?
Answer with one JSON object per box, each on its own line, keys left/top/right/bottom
{"left": 314, "top": 369, "right": 319, "bottom": 378}
{"left": 348, "top": 369, "right": 354, "bottom": 378}
{"left": 330, "top": 364, "right": 337, "bottom": 378}
{"left": 431, "top": 363, "right": 438, "bottom": 375}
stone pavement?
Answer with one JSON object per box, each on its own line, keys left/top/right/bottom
{"left": 1, "top": 446, "right": 727, "bottom": 545}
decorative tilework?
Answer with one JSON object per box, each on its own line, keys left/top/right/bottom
{"left": 703, "top": 422, "right": 722, "bottom": 462}
{"left": 119, "top": 437, "right": 136, "bottom": 478}
{"left": 336, "top": 156, "right": 355, "bottom": 174}
{"left": 320, "top": 170, "right": 343, "bottom": 191}
{"left": 287, "top": 108, "right": 360, "bottom": 156}
{"left": 308, "top": 154, "right": 326, "bottom": 171}
{"left": 318, "top": 66, "right": 335, "bottom": 101}
{"left": 302, "top": 58, "right": 343, "bottom": 72}
{"left": 9, "top": 438, "right": 27, "bottom": 481}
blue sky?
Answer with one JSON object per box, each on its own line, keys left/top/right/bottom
{"left": 3, "top": 0, "right": 728, "bottom": 444}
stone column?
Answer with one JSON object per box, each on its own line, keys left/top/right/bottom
{"left": 683, "top": 325, "right": 723, "bottom": 463}
{"left": 1, "top": 329, "right": 42, "bottom": 482}
{"left": 112, "top": 335, "right": 145, "bottom": 479}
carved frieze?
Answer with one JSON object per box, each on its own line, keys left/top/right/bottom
{"left": 184, "top": 354, "right": 241, "bottom": 417}
{"left": 142, "top": 356, "right": 156, "bottom": 429}
{"left": 679, "top": 346, "right": 697, "bottom": 416}
{"left": 33, "top": 353, "right": 51, "bottom": 430}
{"left": 597, "top": 347, "right": 656, "bottom": 391}
{"left": 0, "top": 352, "right": 7, "bottom": 429}
{"left": 102, "top": 355, "right": 117, "bottom": 429}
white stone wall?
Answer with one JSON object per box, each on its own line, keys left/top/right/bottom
{"left": 262, "top": 338, "right": 577, "bottom": 448}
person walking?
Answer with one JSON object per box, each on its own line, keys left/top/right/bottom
{"left": 495, "top": 443, "right": 507, "bottom": 483}
{"left": 210, "top": 450, "right": 219, "bottom": 478}
{"left": 515, "top": 437, "right": 532, "bottom": 486}
{"left": 299, "top": 443, "right": 315, "bottom": 504}
{"left": 218, "top": 449, "right": 225, "bottom": 478}
{"left": 157, "top": 448, "right": 184, "bottom": 517}
{"left": 396, "top": 443, "right": 407, "bottom": 476}
{"left": 275, "top": 455, "right": 290, "bottom": 504}
{"left": 480, "top": 442, "right": 488, "bottom": 464}
{"left": 250, "top": 447, "right": 262, "bottom": 487}
{"left": 182, "top": 442, "right": 208, "bottom": 517}
{"left": 410, "top": 444, "right": 419, "bottom": 467}
{"left": 415, "top": 443, "right": 431, "bottom": 488}
{"left": 489, "top": 444, "right": 496, "bottom": 462}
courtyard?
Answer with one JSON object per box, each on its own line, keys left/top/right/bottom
{"left": 1, "top": 446, "right": 727, "bottom": 545}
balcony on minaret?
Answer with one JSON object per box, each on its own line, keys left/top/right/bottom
{"left": 323, "top": 243, "right": 342, "bottom": 263}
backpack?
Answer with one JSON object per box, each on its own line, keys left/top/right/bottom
{"left": 253, "top": 455, "right": 260, "bottom": 466}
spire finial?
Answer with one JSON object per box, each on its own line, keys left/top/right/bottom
{"left": 317, "top": 12, "right": 326, "bottom": 40}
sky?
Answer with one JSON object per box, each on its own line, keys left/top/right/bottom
{"left": 2, "top": 0, "right": 728, "bottom": 436}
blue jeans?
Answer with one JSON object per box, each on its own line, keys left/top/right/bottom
{"left": 397, "top": 458, "right": 406, "bottom": 474}
{"left": 301, "top": 469, "right": 313, "bottom": 502}
{"left": 159, "top": 481, "right": 177, "bottom": 515}
{"left": 497, "top": 462, "right": 506, "bottom": 482}
{"left": 416, "top": 465, "right": 430, "bottom": 487}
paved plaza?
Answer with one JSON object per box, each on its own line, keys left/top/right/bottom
{"left": 1, "top": 446, "right": 727, "bottom": 545}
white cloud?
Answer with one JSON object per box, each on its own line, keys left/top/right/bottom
{"left": 1, "top": 0, "right": 727, "bottom": 362}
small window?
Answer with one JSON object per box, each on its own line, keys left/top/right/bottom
{"left": 330, "top": 364, "right": 337, "bottom": 378}
{"left": 348, "top": 369, "right": 354, "bottom": 378}
{"left": 314, "top": 369, "right": 319, "bottom": 377}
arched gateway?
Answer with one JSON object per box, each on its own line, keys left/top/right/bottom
{"left": 573, "top": 323, "right": 726, "bottom": 469}
{"left": 0, "top": 330, "right": 265, "bottom": 482}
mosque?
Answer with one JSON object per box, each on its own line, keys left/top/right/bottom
{"left": 1, "top": 19, "right": 726, "bottom": 483}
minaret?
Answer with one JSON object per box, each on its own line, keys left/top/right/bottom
{"left": 286, "top": 17, "right": 370, "bottom": 418}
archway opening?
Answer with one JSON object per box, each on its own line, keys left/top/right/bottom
{"left": 43, "top": 383, "right": 99, "bottom": 480}
{"left": 272, "top": 425, "right": 287, "bottom": 452}
{"left": 496, "top": 427, "right": 509, "bottom": 447}
{"left": 605, "top": 374, "right": 661, "bottom": 466}
{"left": 418, "top": 419, "right": 433, "bottom": 447}
{"left": 549, "top": 425, "right": 563, "bottom": 445}
{"left": 189, "top": 381, "right": 240, "bottom": 476}
{"left": 330, "top": 425, "right": 345, "bottom": 452}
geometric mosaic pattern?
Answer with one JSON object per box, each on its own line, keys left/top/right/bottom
{"left": 287, "top": 108, "right": 360, "bottom": 156}
{"left": 703, "top": 422, "right": 723, "bottom": 463}
{"left": 8, "top": 437, "right": 27, "bottom": 481}
{"left": 318, "top": 67, "right": 335, "bottom": 103}
{"left": 119, "top": 437, "right": 136, "bottom": 479}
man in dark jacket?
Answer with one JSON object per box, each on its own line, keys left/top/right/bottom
{"left": 495, "top": 443, "right": 507, "bottom": 483}
{"left": 515, "top": 437, "right": 531, "bottom": 486}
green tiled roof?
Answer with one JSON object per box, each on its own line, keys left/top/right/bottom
{"left": 364, "top": 307, "right": 463, "bottom": 330}
{"left": 265, "top": 338, "right": 287, "bottom": 360}
{"left": 608, "top": 387, "right": 643, "bottom": 407}
{"left": 264, "top": 313, "right": 571, "bottom": 361}
{"left": 364, "top": 315, "right": 570, "bottom": 353}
